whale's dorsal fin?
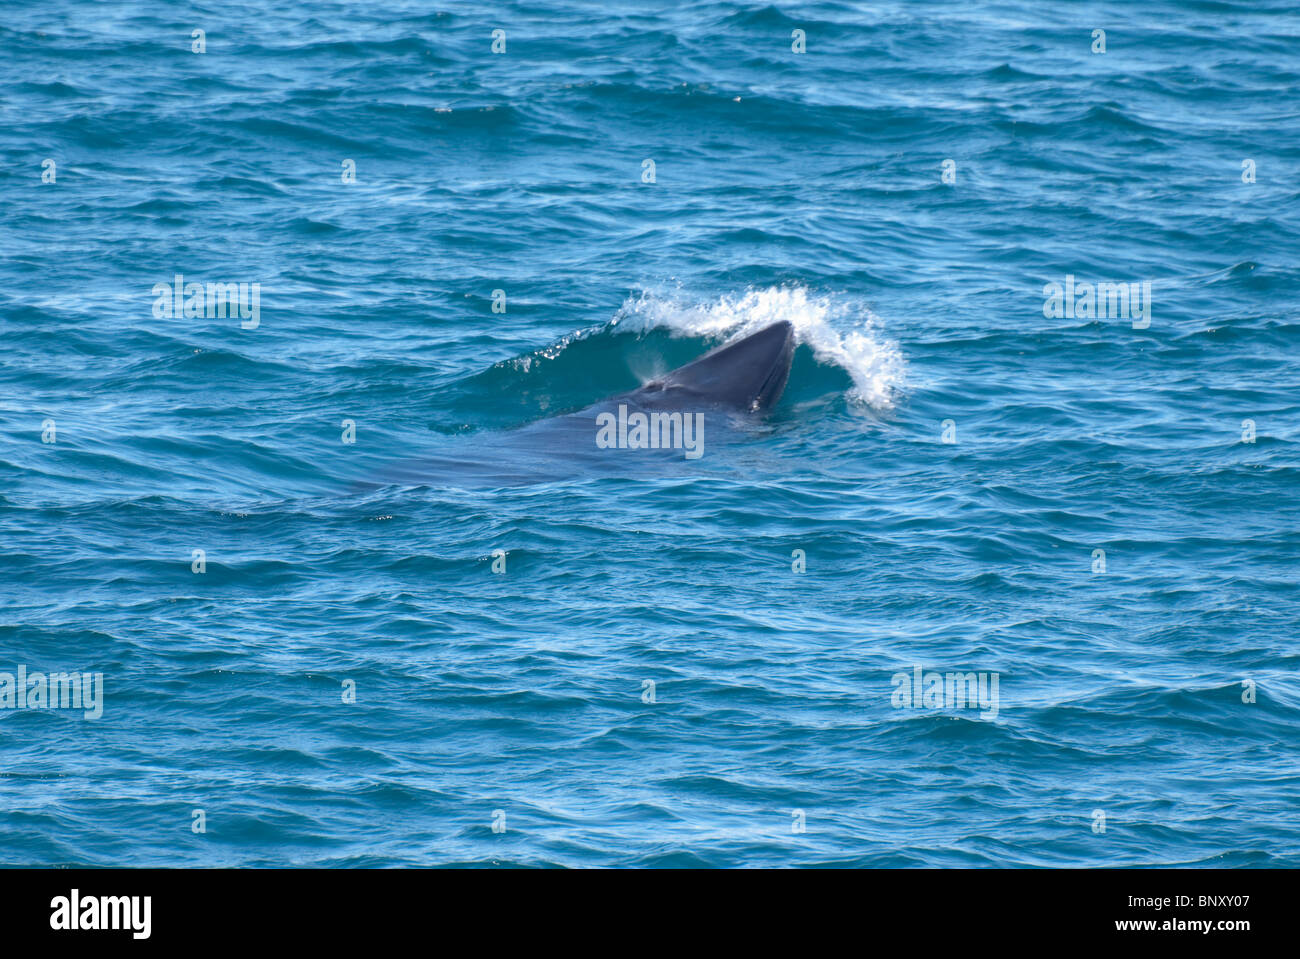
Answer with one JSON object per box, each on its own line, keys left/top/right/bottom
{"left": 628, "top": 321, "right": 795, "bottom": 412}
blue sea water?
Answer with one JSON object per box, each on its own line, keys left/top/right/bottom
{"left": 1, "top": 0, "right": 1298, "bottom": 867}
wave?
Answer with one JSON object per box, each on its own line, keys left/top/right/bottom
{"left": 611, "top": 285, "right": 906, "bottom": 409}
{"left": 432, "top": 285, "right": 905, "bottom": 433}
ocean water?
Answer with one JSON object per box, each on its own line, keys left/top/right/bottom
{"left": 1, "top": 0, "right": 1298, "bottom": 868}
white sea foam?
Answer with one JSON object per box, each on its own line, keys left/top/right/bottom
{"left": 611, "top": 285, "right": 905, "bottom": 409}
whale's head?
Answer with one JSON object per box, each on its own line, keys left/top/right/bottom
{"left": 629, "top": 320, "right": 796, "bottom": 413}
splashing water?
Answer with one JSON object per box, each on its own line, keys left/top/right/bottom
{"left": 610, "top": 285, "right": 906, "bottom": 409}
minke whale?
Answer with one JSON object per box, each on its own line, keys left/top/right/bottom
{"left": 593, "top": 319, "right": 795, "bottom": 460}
{"left": 365, "top": 321, "right": 796, "bottom": 487}
{"left": 617, "top": 320, "right": 795, "bottom": 413}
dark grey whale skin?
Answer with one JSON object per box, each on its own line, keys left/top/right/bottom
{"left": 617, "top": 320, "right": 796, "bottom": 414}
{"left": 367, "top": 321, "right": 797, "bottom": 489}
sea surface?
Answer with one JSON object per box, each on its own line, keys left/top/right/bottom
{"left": 1, "top": 1, "right": 1298, "bottom": 867}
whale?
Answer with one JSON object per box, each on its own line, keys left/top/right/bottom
{"left": 363, "top": 321, "right": 797, "bottom": 488}
{"left": 618, "top": 320, "right": 795, "bottom": 414}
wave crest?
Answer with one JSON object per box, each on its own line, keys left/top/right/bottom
{"left": 610, "top": 285, "right": 905, "bottom": 408}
